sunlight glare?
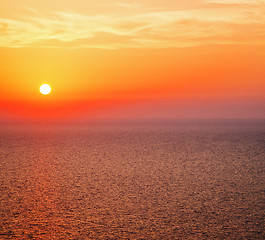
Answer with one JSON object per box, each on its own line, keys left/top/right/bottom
{"left": 40, "top": 84, "right": 51, "bottom": 95}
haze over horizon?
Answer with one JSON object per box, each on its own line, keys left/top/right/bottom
{"left": 0, "top": 0, "right": 265, "bottom": 120}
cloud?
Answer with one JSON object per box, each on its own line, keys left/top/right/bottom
{"left": 0, "top": 2, "right": 265, "bottom": 49}
{"left": 205, "top": 0, "right": 265, "bottom": 5}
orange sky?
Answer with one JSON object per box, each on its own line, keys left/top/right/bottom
{"left": 0, "top": 0, "right": 265, "bottom": 120}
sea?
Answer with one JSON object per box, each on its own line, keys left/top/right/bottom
{"left": 0, "top": 119, "right": 264, "bottom": 239}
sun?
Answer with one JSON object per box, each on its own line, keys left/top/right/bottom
{"left": 40, "top": 84, "right": 51, "bottom": 95}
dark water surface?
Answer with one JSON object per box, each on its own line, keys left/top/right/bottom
{"left": 0, "top": 120, "right": 264, "bottom": 239}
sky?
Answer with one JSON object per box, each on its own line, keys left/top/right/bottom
{"left": 0, "top": 0, "right": 265, "bottom": 120}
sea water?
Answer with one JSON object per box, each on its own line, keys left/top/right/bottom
{"left": 0, "top": 120, "right": 264, "bottom": 239}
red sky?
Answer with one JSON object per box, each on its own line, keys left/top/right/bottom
{"left": 0, "top": 0, "right": 265, "bottom": 120}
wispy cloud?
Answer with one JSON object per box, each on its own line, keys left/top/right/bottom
{"left": 205, "top": 0, "right": 265, "bottom": 5}
{"left": 0, "top": 2, "right": 265, "bottom": 49}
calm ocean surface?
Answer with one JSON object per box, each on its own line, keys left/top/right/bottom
{"left": 0, "top": 120, "right": 264, "bottom": 239}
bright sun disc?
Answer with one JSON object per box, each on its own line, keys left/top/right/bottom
{"left": 40, "top": 84, "right": 51, "bottom": 95}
